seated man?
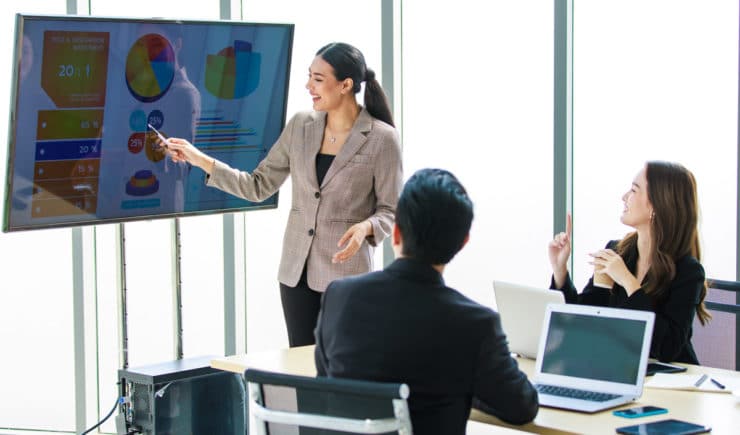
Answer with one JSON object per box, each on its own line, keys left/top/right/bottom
{"left": 315, "top": 168, "right": 538, "bottom": 434}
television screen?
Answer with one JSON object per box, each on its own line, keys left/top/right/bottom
{"left": 4, "top": 14, "right": 293, "bottom": 231}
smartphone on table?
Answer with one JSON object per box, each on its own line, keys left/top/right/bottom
{"left": 616, "top": 418, "right": 711, "bottom": 434}
{"left": 646, "top": 361, "right": 687, "bottom": 376}
{"left": 613, "top": 405, "right": 668, "bottom": 418}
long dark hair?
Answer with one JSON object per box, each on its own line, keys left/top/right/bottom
{"left": 315, "top": 42, "right": 394, "bottom": 127}
{"left": 616, "top": 161, "right": 711, "bottom": 325}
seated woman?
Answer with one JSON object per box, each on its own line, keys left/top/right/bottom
{"left": 549, "top": 161, "right": 710, "bottom": 364}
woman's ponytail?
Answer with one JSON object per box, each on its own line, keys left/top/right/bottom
{"left": 363, "top": 68, "right": 394, "bottom": 127}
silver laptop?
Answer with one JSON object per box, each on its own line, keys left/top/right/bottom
{"left": 533, "top": 304, "right": 655, "bottom": 413}
{"left": 493, "top": 280, "right": 565, "bottom": 359}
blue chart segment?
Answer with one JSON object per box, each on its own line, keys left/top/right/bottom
{"left": 35, "top": 140, "right": 102, "bottom": 160}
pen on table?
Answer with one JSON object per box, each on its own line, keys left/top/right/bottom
{"left": 710, "top": 377, "right": 725, "bottom": 390}
{"left": 694, "top": 374, "right": 708, "bottom": 387}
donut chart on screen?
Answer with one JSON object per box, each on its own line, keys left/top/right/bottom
{"left": 125, "top": 33, "right": 175, "bottom": 102}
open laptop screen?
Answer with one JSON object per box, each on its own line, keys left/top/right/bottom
{"left": 540, "top": 312, "right": 647, "bottom": 385}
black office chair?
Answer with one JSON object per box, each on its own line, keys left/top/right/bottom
{"left": 692, "top": 278, "right": 740, "bottom": 370}
{"left": 244, "top": 368, "right": 413, "bottom": 435}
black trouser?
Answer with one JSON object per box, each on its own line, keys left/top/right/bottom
{"left": 279, "top": 268, "right": 323, "bottom": 347}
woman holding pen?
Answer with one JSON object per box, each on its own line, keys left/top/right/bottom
{"left": 163, "top": 42, "right": 402, "bottom": 347}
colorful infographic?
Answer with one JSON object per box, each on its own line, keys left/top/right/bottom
{"left": 34, "top": 30, "right": 108, "bottom": 218}
{"left": 5, "top": 17, "right": 293, "bottom": 231}
{"left": 205, "top": 40, "right": 260, "bottom": 99}
{"left": 195, "top": 116, "right": 256, "bottom": 150}
{"left": 41, "top": 31, "right": 109, "bottom": 108}
{"left": 32, "top": 109, "right": 104, "bottom": 218}
{"left": 125, "top": 34, "right": 175, "bottom": 102}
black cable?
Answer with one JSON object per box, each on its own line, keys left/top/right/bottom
{"left": 80, "top": 396, "right": 121, "bottom": 435}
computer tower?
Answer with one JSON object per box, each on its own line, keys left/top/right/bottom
{"left": 117, "top": 355, "right": 246, "bottom": 435}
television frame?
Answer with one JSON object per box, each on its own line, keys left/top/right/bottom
{"left": 4, "top": 14, "right": 294, "bottom": 232}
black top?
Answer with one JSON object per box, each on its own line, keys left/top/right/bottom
{"left": 315, "top": 258, "right": 539, "bottom": 435}
{"left": 551, "top": 240, "right": 705, "bottom": 364}
{"left": 315, "top": 153, "right": 335, "bottom": 186}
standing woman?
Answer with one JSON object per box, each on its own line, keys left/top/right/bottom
{"left": 164, "top": 42, "right": 403, "bottom": 347}
{"left": 548, "top": 161, "right": 710, "bottom": 364}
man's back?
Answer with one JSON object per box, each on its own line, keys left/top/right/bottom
{"left": 315, "top": 258, "right": 538, "bottom": 435}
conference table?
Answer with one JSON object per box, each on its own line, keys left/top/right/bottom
{"left": 212, "top": 345, "right": 740, "bottom": 434}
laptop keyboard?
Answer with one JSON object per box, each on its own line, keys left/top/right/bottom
{"left": 536, "top": 384, "right": 620, "bottom": 402}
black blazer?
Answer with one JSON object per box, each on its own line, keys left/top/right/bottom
{"left": 552, "top": 240, "right": 705, "bottom": 364}
{"left": 315, "top": 258, "right": 538, "bottom": 435}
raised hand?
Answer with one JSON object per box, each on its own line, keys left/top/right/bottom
{"left": 548, "top": 213, "right": 572, "bottom": 287}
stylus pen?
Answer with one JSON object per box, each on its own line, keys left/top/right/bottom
{"left": 694, "top": 374, "right": 708, "bottom": 387}
{"left": 148, "top": 123, "right": 169, "bottom": 148}
{"left": 710, "top": 377, "right": 726, "bottom": 389}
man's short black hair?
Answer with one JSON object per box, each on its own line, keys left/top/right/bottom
{"left": 396, "top": 168, "right": 473, "bottom": 264}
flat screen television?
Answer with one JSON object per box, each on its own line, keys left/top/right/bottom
{"left": 3, "top": 14, "right": 294, "bottom": 231}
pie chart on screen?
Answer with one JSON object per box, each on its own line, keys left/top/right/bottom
{"left": 126, "top": 34, "right": 175, "bottom": 102}
{"left": 205, "top": 40, "right": 260, "bottom": 99}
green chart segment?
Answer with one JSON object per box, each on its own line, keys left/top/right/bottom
{"left": 125, "top": 33, "right": 175, "bottom": 102}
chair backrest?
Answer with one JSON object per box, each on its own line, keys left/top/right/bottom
{"left": 244, "top": 368, "right": 413, "bottom": 435}
{"left": 691, "top": 278, "right": 740, "bottom": 370}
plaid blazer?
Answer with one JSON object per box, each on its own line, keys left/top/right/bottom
{"left": 207, "top": 108, "right": 403, "bottom": 291}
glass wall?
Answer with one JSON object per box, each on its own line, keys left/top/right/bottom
{"left": 403, "top": 1, "right": 554, "bottom": 307}
{"left": 0, "top": 2, "right": 75, "bottom": 432}
{"left": 572, "top": 1, "right": 738, "bottom": 287}
{"left": 235, "top": 0, "right": 383, "bottom": 351}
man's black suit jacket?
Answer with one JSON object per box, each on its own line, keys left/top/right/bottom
{"left": 315, "top": 258, "right": 538, "bottom": 435}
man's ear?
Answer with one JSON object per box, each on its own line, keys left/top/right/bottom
{"left": 392, "top": 223, "right": 402, "bottom": 247}
{"left": 459, "top": 233, "right": 470, "bottom": 251}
